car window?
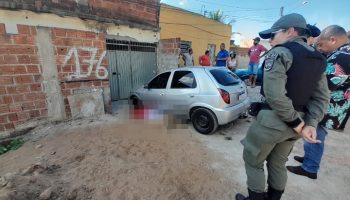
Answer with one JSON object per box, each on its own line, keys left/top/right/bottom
{"left": 148, "top": 72, "right": 171, "bottom": 89}
{"left": 171, "top": 71, "right": 197, "bottom": 89}
{"left": 210, "top": 69, "right": 240, "bottom": 86}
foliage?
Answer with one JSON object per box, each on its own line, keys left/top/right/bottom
{"left": 0, "top": 138, "right": 25, "bottom": 155}
{"left": 208, "top": 10, "right": 224, "bottom": 23}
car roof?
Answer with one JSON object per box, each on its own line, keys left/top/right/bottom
{"left": 165, "top": 66, "right": 229, "bottom": 73}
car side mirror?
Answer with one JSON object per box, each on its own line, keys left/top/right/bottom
{"left": 144, "top": 84, "right": 149, "bottom": 89}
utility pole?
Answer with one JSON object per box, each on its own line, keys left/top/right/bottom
{"left": 280, "top": 6, "right": 284, "bottom": 17}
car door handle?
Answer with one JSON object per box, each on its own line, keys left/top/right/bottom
{"left": 189, "top": 95, "right": 195, "bottom": 98}
{"left": 160, "top": 93, "right": 165, "bottom": 96}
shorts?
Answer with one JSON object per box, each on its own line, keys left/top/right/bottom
{"left": 248, "top": 63, "right": 259, "bottom": 75}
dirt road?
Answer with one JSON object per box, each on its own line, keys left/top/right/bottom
{"left": 0, "top": 87, "right": 349, "bottom": 200}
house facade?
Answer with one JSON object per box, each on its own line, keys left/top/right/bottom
{"left": 0, "top": 0, "right": 160, "bottom": 136}
{"left": 160, "top": 4, "right": 232, "bottom": 66}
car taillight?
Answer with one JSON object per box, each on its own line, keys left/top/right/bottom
{"left": 218, "top": 88, "right": 230, "bottom": 104}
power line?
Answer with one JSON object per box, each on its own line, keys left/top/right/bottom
{"left": 194, "top": 0, "right": 280, "bottom": 11}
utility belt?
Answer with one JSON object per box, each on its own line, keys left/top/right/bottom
{"left": 248, "top": 102, "right": 306, "bottom": 117}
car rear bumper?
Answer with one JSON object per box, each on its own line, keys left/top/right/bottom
{"left": 212, "top": 98, "right": 250, "bottom": 125}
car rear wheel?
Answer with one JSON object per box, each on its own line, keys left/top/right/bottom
{"left": 129, "top": 96, "right": 142, "bottom": 109}
{"left": 191, "top": 108, "right": 218, "bottom": 135}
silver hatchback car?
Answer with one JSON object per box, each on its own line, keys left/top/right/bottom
{"left": 129, "top": 67, "right": 250, "bottom": 134}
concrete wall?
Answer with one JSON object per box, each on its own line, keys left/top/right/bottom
{"left": 157, "top": 38, "right": 181, "bottom": 73}
{"left": 160, "top": 4, "right": 231, "bottom": 66}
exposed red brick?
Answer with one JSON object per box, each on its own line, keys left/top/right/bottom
{"left": 9, "top": 103, "right": 22, "bottom": 112}
{"left": 53, "top": 28, "right": 67, "bottom": 37}
{"left": 1, "top": 95, "right": 13, "bottom": 104}
{"left": 13, "top": 35, "right": 35, "bottom": 45}
{"left": 30, "top": 27, "right": 37, "bottom": 35}
{"left": 30, "top": 83, "right": 42, "bottom": 92}
{"left": 0, "top": 105, "right": 9, "bottom": 113}
{"left": 56, "top": 47, "right": 68, "bottom": 55}
{"left": 66, "top": 30, "right": 77, "bottom": 37}
{"left": 17, "top": 55, "right": 32, "bottom": 64}
{"left": 0, "top": 35, "right": 13, "bottom": 45}
{"left": 26, "top": 65, "right": 40, "bottom": 73}
{"left": 0, "top": 125, "right": 4, "bottom": 132}
{"left": 13, "top": 66, "right": 27, "bottom": 74}
{"left": 0, "top": 86, "right": 6, "bottom": 95}
{"left": 0, "top": 23, "right": 5, "bottom": 34}
{"left": 6, "top": 46, "right": 36, "bottom": 55}
{"left": 0, "top": 76, "right": 13, "bottom": 85}
{"left": 4, "top": 123, "right": 14, "bottom": 130}
{"left": 12, "top": 94, "right": 25, "bottom": 103}
{"left": 83, "top": 40, "right": 93, "bottom": 46}
{"left": 30, "top": 56, "right": 40, "bottom": 64}
{"left": 17, "top": 112, "right": 29, "bottom": 121}
{"left": 0, "top": 114, "right": 7, "bottom": 124}
{"left": 15, "top": 75, "right": 33, "bottom": 84}
{"left": 61, "top": 89, "right": 72, "bottom": 96}
{"left": 8, "top": 113, "right": 18, "bottom": 122}
{"left": 0, "top": 66, "right": 14, "bottom": 75}
{"left": 29, "top": 110, "right": 40, "bottom": 118}
{"left": 22, "top": 102, "right": 35, "bottom": 110}
{"left": 16, "top": 85, "right": 30, "bottom": 93}
{"left": 34, "top": 100, "right": 46, "bottom": 109}
{"left": 17, "top": 25, "right": 31, "bottom": 35}
{"left": 3, "top": 55, "right": 17, "bottom": 64}
{"left": 66, "top": 82, "right": 81, "bottom": 89}
{"left": 6, "top": 86, "right": 17, "bottom": 94}
{"left": 33, "top": 74, "right": 43, "bottom": 83}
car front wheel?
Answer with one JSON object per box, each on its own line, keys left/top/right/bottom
{"left": 191, "top": 108, "right": 218, "bottom": 135}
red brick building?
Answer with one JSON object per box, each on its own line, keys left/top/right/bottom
{"left": 0, "top": 0, "right": 160, "bottom": 136}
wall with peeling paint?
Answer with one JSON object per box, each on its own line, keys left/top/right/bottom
{"left": 0, "top": 1, "right": 160, "bottom": 137}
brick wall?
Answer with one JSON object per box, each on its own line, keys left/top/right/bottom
{"left": 0, "top": 0, "right": 159, "bottom": 30}
{"left": 0, "top": 24, "right": 47, "bottom": 132}
{"left": 52, "top": 27, "right": 109, "bottom": 117}
{"left": 157, "top": 38, "right": 180, "bottom": 72}
{"left": 0, "top": 24, "right": 110, "bottom": 133}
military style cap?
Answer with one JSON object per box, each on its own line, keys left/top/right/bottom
{"left": 259, "top": 13, "right": 308, "bottom": 39}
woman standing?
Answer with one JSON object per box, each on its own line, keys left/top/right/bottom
{"left": 227, "top": 52, "right": 238, "bottom": 72}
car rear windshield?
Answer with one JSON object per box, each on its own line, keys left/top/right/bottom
{"left": 210, "top": 69, "right": 240, "bottom": 86}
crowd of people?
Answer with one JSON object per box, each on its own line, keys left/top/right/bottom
{"left": 176, "top": 13, "right": 350, "bottom": 200}
{"left": 234, "top": 14, "right": 350, "bottom": 200}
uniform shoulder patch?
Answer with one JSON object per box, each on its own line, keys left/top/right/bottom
{"left": 264, "top": 52, "right": 279, "bottom": 71}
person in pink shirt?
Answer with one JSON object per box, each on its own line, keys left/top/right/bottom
{"left": 248, "top": 37, "right": 267, "bottom": 87}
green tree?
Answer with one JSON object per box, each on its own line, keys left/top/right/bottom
{"left": 209, "top": 10, "right": 224, "bottom": 23}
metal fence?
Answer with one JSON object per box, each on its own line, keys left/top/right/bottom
{"left": 106, "top": 40, "right": 157, "bottom": 100}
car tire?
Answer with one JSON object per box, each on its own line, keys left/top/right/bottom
{"left": 129, "top": 96, "right": 143, "bottom": 109}
{"left": 191, "top": 108, "right": 218, "bottom": 135}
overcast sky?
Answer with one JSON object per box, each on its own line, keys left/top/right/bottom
{"left": 161, "top": 0, "right": 350, "bottom": 43}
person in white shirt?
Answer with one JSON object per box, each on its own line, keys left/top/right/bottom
{"left": 227, "top": 52, "right": 238, "bottom": 72}
{"left": 182, "top": 48, "right": 194, "bottom": 66}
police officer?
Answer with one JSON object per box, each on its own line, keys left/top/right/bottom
{"left": 236, "top": 13, "right": 330, "bottom": 200}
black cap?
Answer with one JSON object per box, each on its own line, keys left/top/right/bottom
{"left": 259, "top": 13, "right": 309, "bottom": 39}
{"left": 307, "top": 24, "right": 321, "bottom": 37}
{"left": 253, "top": 37, "right": 261, "bottom": 41}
